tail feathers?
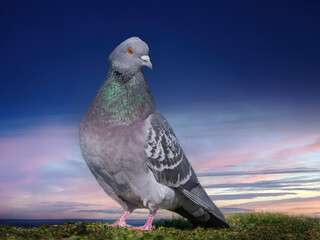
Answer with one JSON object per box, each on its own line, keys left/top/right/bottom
{"left": 173, "top": 206, "right": 229, "bottom": 228}
{"left": 181, "top": 186, "right": 226, "bottom": 223}
{"left": 178, "top": 182, "right": 229, "bottom": 228}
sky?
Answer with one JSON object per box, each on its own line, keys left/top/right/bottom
{"left": 0, "top": 0, "right": 320, "bottom": 220}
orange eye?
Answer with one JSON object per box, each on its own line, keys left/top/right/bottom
{"left": 128, "top": 49, "right": 134, "bottom": 54}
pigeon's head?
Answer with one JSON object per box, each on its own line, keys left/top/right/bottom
{"left": 109, "top": 37, "right": 152, "bottom": 76}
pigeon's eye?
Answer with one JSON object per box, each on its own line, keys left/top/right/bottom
{"left": 128, "top": 49, "right": 134, "bottom": 54}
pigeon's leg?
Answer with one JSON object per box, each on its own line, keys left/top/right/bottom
{"left": 108, "top": 211, "right": 132, "bottom": 227}
{"left": 134, "top": 211, "right": 156, "bottom": 230}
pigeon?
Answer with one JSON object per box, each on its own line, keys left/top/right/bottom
{"left": 79, "top": 37, "right": 229, "bottom": 230}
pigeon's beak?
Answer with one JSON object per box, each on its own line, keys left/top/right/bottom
{"left": 140, "top": 55, "right": 152, "bottom": 69}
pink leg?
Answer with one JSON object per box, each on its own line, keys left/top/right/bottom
{"left": 108, "top": 211, "right": 132, "bottom": 227}
{"left": 134, "top": 211, "right": 156, "bottom": 231}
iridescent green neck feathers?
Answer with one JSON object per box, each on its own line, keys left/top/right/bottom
{"left": 87, "top": 67, "right": 155, "bottom": 125}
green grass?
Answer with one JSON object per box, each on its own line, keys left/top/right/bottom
{"left": 1, "top": 213, "right": 319, "bottom": 240}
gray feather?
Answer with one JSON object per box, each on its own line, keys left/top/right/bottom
{"left": 145, "top": 111, "right": 229, "bottom": 227}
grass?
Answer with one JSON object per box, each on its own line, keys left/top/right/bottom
{"left": 0, "top": 213, "right": 319, "bottom": 240}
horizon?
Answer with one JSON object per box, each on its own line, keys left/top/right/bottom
{"left": 1, "top": 1, "right": 319, "bottom": 220}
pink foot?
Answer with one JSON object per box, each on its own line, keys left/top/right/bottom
{"left": 107, "top": 211, "right": 132, "bottom": 228}
{"left": 108, "top": 222, "right": 133, "bottom": 227}
{"left": 133, "top": 212, "right": 156, "bottom": 231}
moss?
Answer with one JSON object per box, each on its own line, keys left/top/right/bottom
{"left": 1, "top": 213, "right": 319, "bottom": 240}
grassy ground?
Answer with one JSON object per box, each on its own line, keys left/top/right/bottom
{"left": 1, "top": 213, "right": 319, "bottom": 240}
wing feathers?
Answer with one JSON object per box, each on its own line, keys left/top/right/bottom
{"left": 145, "top": 111, "right": 192, "bottom": 187}
{"left": 145, "top": 111, "right": 229, "bottom": 227}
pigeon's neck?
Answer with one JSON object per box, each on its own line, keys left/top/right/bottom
{"left": 86, "top": 67, "right": 155, "bottom": 125}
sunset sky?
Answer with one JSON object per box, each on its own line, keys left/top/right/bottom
{"left": 1, "top": 1, "right": 320, "bottom": 220}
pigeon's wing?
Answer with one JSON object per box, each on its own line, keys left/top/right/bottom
{"left": 145, "top": 111, "right": 229, "bottom": 227}
{"left": 145, "top": 111, "right": 192, "bottom": 187}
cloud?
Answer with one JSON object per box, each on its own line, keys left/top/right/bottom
{"left": 264, "top": 196, "right": 320, "bottom": 204}
{"left": 0, "top": 125, "right": 79, "bottom": 187}
{"left": 204, "top": 176, "right": 320, "bottom": 190}
{"left": 42, "top": 201, "right": 101, "bottom": 209}
{"left": 21, "top": 201, "right": 102, "bottom": 214}
{"left": 198, "top": 167, "right": 320, "bottom": 177}
{"left": 225, "top": 195, "right": 320, "bottom": 208}
{"left": 210, "top": 192, "right": 296, "bottom": 201}
{"left": 163, "top": 106, "right": 320, "bottom": 174}
{"left": 223, "top": 195, "right": 320, "bottom": 216}
{"left": 221, "top": 207, "right": 252, "bottom": 214}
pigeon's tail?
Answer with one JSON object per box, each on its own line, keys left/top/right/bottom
{"left": 175, "top": 182, "right": 230, "bottom": 228}
{"left": 173, "top": 206, "right": 229, "bottom": 228}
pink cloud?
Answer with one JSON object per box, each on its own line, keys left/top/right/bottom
{"left": 191, "top": 133, "right": 320, "bottom": 173}
{"left": 225, "top": 196, "right": 320, "bottom": 217}
{"left": 272, "top": 139, "right": 320, "bottom": 163}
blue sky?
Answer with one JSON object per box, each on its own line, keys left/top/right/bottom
{"left": 0, "top": 0, "right": 320, "bottom": 219}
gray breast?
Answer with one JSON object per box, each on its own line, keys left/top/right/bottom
{"left": 79, "top": 118, "right": 150, "bottom": 207}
